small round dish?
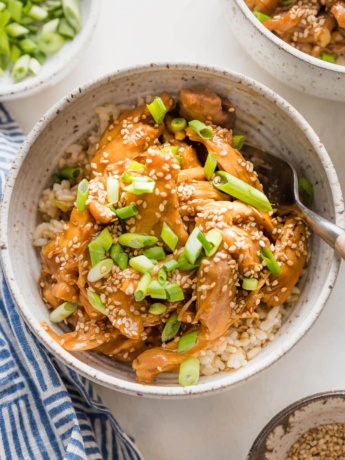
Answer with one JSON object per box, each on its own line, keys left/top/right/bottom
{"left": 248, "top": 391, "right": 345, "bottom": 459}
{"left": 225, "top": 0, "right": 345, "bottom": 101}
{"left": 0, "top": 63, "right": 344, "bottom": 397}
{"left": 0, "top": 0, "right": 100, "bottom": 101}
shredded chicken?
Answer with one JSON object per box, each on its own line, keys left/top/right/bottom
{"left": 38, "top": 88, "right": 309, "bottom": 386}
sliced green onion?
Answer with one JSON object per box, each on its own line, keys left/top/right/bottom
{"left": 197, "top": 231, "right": 213, "bottom": 253}
{"left": 232, "top": 135, "right": 245, "bottom": 150}
{"left": 253, "top": 10, "right": 272, "bottom": 22}
{"left": 129, "top": 255, "right": 154, "bottom": 274}
{"left": 158, "top": 268, "right": 167, "bottom": 285}
{"left": 27, "top": 5, "right": 48, "bottom": 20}
{"left": 42, "top": 18, "right": 60, "bottom": 35}
{"left": 38, "top": 32, "right": 64, "bottom": 53}
{"left": 87, "top": 289, "right": 106, "bottom": 314}
{"left": 53, "top": 7, "right": 64, "bottom": 18}
{"left": 148, "top": 280, "right": 167, "bottom": 299}
{"left": 242, "top": 277, "right": 258, "bottom": 291}
{"left": 87, "top": 258, "right": 113, "bottom": 283}
{"left": 8, "top": 0, "right": 22, "bottom": 23}
{"left": 50, "top": 301, "right": 77, "bottom": 323}
{"left": 0, "top": 28, "right": 10, "bottom": 70}
{"left": 62, "top": 0, "right": 81, "bottom": 32}
{"left": 146, "top": 96, "right": 167, "bottom": 125}
{"left": 188, "top": 120, "right": 214, "bottom": 140}
{"left": 115, "top": 205, "right": 138, "bottom": 220}
{"left": 110, "top": 243, "right": 128, "bottom": 270}
{"left": 6, "top": 22, "right": 29, "bottom": 37}
{"left": 321, "top": 52, "right": 336, "bottom": 64}
{"left": 179, "top": 358, "right": 200, "bottom": 387}
{"left": 118, "top": 233, "right": 158, "bottom": 249}
{"left": 10, "top": 43, "right": 21, "bottom": 62}
{"left": 135, "top": 272, "right": 151, "bottom": 301}
{"left": 29, "top": 57, "right": 41, "bottom": 75}
{"left": 212, "top": 171, "right": 272, "bottom": 212}
{"left": 171, "top": 118, "right": 187, "bottom": 132}
{"left": 177, "top": 250, "right": 200, "bottom": 271}
{"left": 161, "top": 145, "right": 179, "bottom": 155}
{"left": 161, "top": 312, "right": 181, "bottom": 342}
{"left": 178, "top": 331, "right": 199, "bottom": 352}
{"left": 58, "top": 17, "right": 75, "bottom": 38}
{"left": 205, "top": 229, "right": 223, "bottom": 257}
{"left": 128, "top": 160, "right": 145, "bottom": 170}
{"left": 32, "top": 48, "right": 46, "bottom": 64}
{"left": 88, "top": 228, "right": 113, "bottom": 266}
{"left": 106, "top": 176, "right": 119, "bottom": 203}
{"left": 204, "top": 151, "right": 217, "bottom": 180}
{"left": 174, "top": 154, "right": 183, "bottom": 167}
{"left": 165, "top": 283, "right": 184, "bottom": 302}
{"left": 260, "top": 247, "right": 282, "bottom": 276}
{"left": 0, "top": 3, "right": 6, "bottom": 14}
{"left": 163, "top": 259, "right": 179, "bottom": 272}
{"left": 10, "top": 53, "right": 29, "bottom": 81}
{"left": 143, "top": 246, "right": 166, "bottom": 260}
{"left": 185, "top": 227, "right": 203, "bottom": 265}
{"left": 124, "top": 177, "right": 156, "bottom": 195}
{"left": 148, "top": 302, "right": 167, "bottom": 315}
{"left": 298, "top": 176, "right": 314, "bottom": 207}
{"left": 161, "top": 222, "right": 178, "bottom": 251}
{"left": 76, "top": 178, "right": 89, "bottom": 212}
{"left": 58, "top": 167, "right": 80, "bottom": 179}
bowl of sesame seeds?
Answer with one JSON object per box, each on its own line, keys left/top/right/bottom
{"left": 225, "top": 0, "right": 345, "bottom": 101}
{"left": 0, "top": 63, "right": 343, "bottom": 397}
{"left": 248, "top": 391, "right": 345, "bottom": 459}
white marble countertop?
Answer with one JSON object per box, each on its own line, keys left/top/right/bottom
{"left": 5, "top": 1, "right": 345, "bottom": 459}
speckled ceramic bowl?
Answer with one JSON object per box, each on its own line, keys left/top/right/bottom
{"left": 248, "top": 391, "right": 345, "bottom": 459}
{"left": 226, "top": 0, "right": 345, "bottom": 101}
{"left": 0, "top": 63, "right": 344, "bottom": 397}
{"left": 0, "top": 0, "right": 100, "bottom": 101}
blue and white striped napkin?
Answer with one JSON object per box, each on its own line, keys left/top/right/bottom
{"left": 0, "top": 104, "right": 142, "bottom": 460}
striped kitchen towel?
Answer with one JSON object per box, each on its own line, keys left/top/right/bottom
{"left": 0, "top": 104, "right": 142, "bottom": 460}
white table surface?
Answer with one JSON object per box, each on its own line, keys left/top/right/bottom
{"left": 5, "top": 1, "right": 345, "bottom": 459}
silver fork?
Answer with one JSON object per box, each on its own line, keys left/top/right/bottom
{"left": 242, "top": 144, "right": 345, "bottom": 259}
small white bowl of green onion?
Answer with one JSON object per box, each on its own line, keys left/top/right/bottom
{"left": 0, "top": 0, "right": 100, "bottom": 100}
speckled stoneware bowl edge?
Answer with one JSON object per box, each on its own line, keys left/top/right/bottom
{"left": 0, "top": 63, "right": 344, "bottom": 398}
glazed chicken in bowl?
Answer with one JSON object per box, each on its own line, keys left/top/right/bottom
{"left": 0, "top": 64, "right": 341, "bottom": 396}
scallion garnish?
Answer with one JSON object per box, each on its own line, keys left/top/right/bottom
{"left": 129, "top": 255, "right": 155, "bottom": 274}
{"left": 76, "top": 178, "right": 89, "bottom": 212}
{"left": 143, "top": 246, "right": 166, "bottom": 260}
{"left": 321, "top": 52, "right": 336, "bottom": 64}
{"left": 38, "top": 32, "right": 65, "bottom": 53}
{"left": 253, "top": 10, "right": 272, "bottom": 22}
{"left": 165, "top": 283, "right": 184, "bottom": 302}
{"left": 87, "top": 289, "right": 106, "bottom": 314}
{"left": 88, "top": 228, "right": 113, "bottom": 266}
{"left": 177, "top": 331, "right": 199, "bottom": 352}
{"left": 110, "top": 243, "right": 128, "bottom": 270}
{"left": 62, "top": 0, "right": 82, "bottom": 31}
{"left": 58, "top": 167, "right": 80, "bottom": 179}
{"left": 134, "top": 272, "right": 151, "bottom": 301}
{"left": 161, "top": 145, "right": 179, "bottom": 155}
{"left": 185, "top": 227, "right": 203, "bottom": 265}
{"left": 87, "top": 258, "right": 113, "bottom": 283}
{"left": 204, "top": 151, "right": 217, "bottom": 180}
{"left": 298, "top": 176, "right": 314, "bottom": 207}
{"left": 232, "top": 135, "right": 245, "bottom": 150}
{"left": 260, "top": 247, "right": 282, "bottom": 276}
{"left": 148, "top": 303, "right": 167, "bottom": 315}
{"left": 163, "top": 259, "right": 179, "bottom": 272}
{"left": 49, "top": 301, "right": 77, "bottom": 323}
{"left": 171, "top": 118, "right": 187, "bottom": 132}
{"left": 177, "top": 251, "right": 200, "bottom": 271}
{"left": 115, "top": 204, "right": 138, "bottom": 220}
{"left": 148, "top": 280, "right": 167, "bottom": 299}
{"left": 242, "top": 277, "right": 258, "bottom": 291}
{"left": 158, "top": 268, "right": 167, "bottom": 285}
{"left": 196, "top": 231, "right": 213, "bottom": 254}
{"left": 161, "top": 312, "right": 181, "bottom": 342}
{"left": 118, "top": 233, "right": 158, "bottom": 249}
{"left": 204, "top": 229, "right": 223, "bottom": 257}
{"left": 124, "top": 177, "right": 156, "bottom": 195}
{"left": 146, "top": 96, "right": 167, "bottom": 124}
{"left": 161, "top": 222, "right": 178, "bottom": 251}
{"left": 212, "top": 171, "right": 272, "bottom": 212}
{"left": 107, "top": 176, "right": 119, "bottom": 203}
{"left": 179, "top": 358, "right": 200, "bottom": 387}
{"left": 188, "top": 120, "right": 214, "bottom": 140}
{"left": 10, "top": 53, "right": 29, "bottom": 81}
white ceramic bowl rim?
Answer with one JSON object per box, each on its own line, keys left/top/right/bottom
{"left": 235, "top": 0, "right": 345, "bottom": 73}
{"left": 0, "top": 62, "right": 343, "bottom": 397}
{"left": 248, "top": 390, "right": 345, "bottom": 458}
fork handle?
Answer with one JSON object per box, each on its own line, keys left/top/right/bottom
{"left": 296, "top": 202, "right": 345, "bottom": 259}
